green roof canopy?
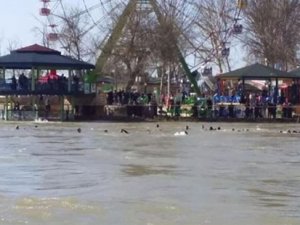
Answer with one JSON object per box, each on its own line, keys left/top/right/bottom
{"left": 217, "top": 63, "right": 295, "bottom": 80}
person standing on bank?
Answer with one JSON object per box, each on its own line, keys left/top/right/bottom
{"left": 11, "top": 75, "right": 17, "bottom": 90}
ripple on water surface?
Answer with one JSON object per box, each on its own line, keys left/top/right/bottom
{"left": 0, "top": 122, "right": 300, "bottom": 225}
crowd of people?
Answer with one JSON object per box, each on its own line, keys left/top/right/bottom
{"left": 106, "top": 90, "right": 155, "bottom": 106}
{"left": 213, "top": 86, "right": 298, "bottom": 119}
{"left": 10, "top": 73, "right": 29, "bottom": 91}
{"left": 105, "top": 90, "right": 159, "bottom": 118}
{"left": 5, "top": 73, "right": 81, "bottom": 93}
{"left": 4, "top": 72, "right": 300, "bottom": 121}
{"left": 105, "top": 89, "right": 198, "bottom": 118}
{"left": 104, "top": 85, "right": 299, "bottom": 120}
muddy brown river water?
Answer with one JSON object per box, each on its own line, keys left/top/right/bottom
{"left": 0, "top": 121, "right": 299, "bottom": 225}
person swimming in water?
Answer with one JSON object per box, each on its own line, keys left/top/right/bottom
{"left": 121, "top": 129, "right": 129, "bottom": 134}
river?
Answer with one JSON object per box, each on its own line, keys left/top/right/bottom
{"left": 0, "top": 121, "right": 299, "bottom": 225}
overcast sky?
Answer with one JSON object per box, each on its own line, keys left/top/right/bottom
{"left": 0, "top": 1, "right": 40, "bottom": 51}
{"left": 0, "top": 0, "right": 96, "bottom": 53}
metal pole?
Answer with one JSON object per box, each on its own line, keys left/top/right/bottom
{"left": 5, "top": 95, "right": 8, "bottom": 121}
{"left": 71, "top": 96, "right": 75, "bottom": 120}
{"left": 1, "top": 67, "right": 4, "bottom": 80}
{"left": 68, "top": 70, "right": 72, "bottom": 92}
{"left": 242, "top": 77, "right": 245, "bottom": 95}
{"left": 274, "top": 78, "right": 278, "bottom": 105}
{"left": 60, "top": 96, "right": 65, "bottom": 121}
{"left": 2, "top": 68, "right": 7, "bottom": 120}
{"left": 167, "top": 72, "right": 170, "bottom": 98}
{"left": 31, "top": 67, "right": 35, "bottom": 91}
{"left": 70, "top": 96, "right": 74, "bottom": 120}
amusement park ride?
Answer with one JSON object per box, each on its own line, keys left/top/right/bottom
{"left": 39, "top": 0, "right": 247, "bottom": 97}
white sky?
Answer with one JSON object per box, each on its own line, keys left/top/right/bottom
{"left": 0, "top": 0, "right": 98, "bottom": 54}
{"left": 0, "top": 0, "right": 41, "bottom": 53}
{"left": 0, "top": 0, "right": 246, "bottom": 70}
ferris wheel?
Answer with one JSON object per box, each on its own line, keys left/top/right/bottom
{"left": 40, "top": 0, "right": 65, "bottom": 43}
{"left": 38, "top": 0, "right": 247, "bottom": 73}
{"left": 186, "top": 0, "right": 247, "bottom": 76}
{"left": 38, "top": 0, "right": 126, "bottom": 56}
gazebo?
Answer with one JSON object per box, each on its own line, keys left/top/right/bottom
{"left": 217, "top": 63, "right": 296, "bottom": 104}
{"left": 0, "top": 44, "right": 95, "bottom": 120}
{"left": 0, "top": 44, "right": 94, "bottom": 94}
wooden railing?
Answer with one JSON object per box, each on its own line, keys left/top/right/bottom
{"left": 0, "top": 81, "right": 86, "bottom": 96}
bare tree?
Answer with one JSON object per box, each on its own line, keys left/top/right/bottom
{"left": 244, "top": 0, "right": 300, "bottom": 70}
{"left": 6, "top": 39, "right": 21, "bottom": 52}
{"left": 154, "top": 0, "right": 192, "bottom": 68}
{"left": 56, "top": 7, "right": 92, "bottom": 60}
{"left": 103, "top": 7, "right": 155, "bottom": 91}
{"left": 32, "top": 26, "right": 51, "bottom": 48}
{"left": 37, "top": 3, "right": 101, "bottom": 63}
{"left": 93, "top": 0, "right": 200, "bottom": 92}
{"left": 49, "top": 0, "right": 241, "bottom": 92}
{"left": 189, "top": 0, "right": 238, "bottom": 73}
{"left": 32, "top": 14, "right": 52, "bottom": 48}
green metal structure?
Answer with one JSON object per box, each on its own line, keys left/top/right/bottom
{"left": 94, "top": 0, "right": 201, "bottom": 96}
{"left": 95, "top": 0, "right": 138, "bottom": 75}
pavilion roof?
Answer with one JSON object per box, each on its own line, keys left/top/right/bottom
{"left": 0, "top": 44, "right": 95, "bottom": 70}
{"left": 289, "top": 67, "right": 300, "bottom": 77}
{"left": 217, "top": 63, "right": 295, "bottom": 79}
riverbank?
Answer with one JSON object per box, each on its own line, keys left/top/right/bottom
{"left": 75, "top": 115, "right": 300, "bottom": 123}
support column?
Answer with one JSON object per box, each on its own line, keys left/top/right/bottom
{"left": 36, "top": 68, "right": 40, "bottom": 91}
{"left": 4, "top": 95, "right": 8, "bottom": 121}
{"left": 71, "top": 96, "right": 75, "bottom": 120}
{"left": 32, "top": 96, "right": 38, "bottom": 120}
{"left": 1, "top": 67, "right": 7, "bottom": 120}
{"left": 68, "top": 70, "right": 72, "bottom": 92}
{"left": 2, "top": 67, "right": 5, "bottom": 80}
{"left": 167, "top": 72, "right": 170, "bottom": 98}
{"left": 60, "top": 95, "right": 65, "bottom": 121}
{"left": 242, "top": 78, "right": 245, "bottom": 95}
{"left": 31, "top": 67, "right": 36, "bottom": 91}
{"left": 268, "top": 78, "right": 271, "bottom": 97}
{"left": 274, "top": 78, "right": 278, "bottom": 105}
